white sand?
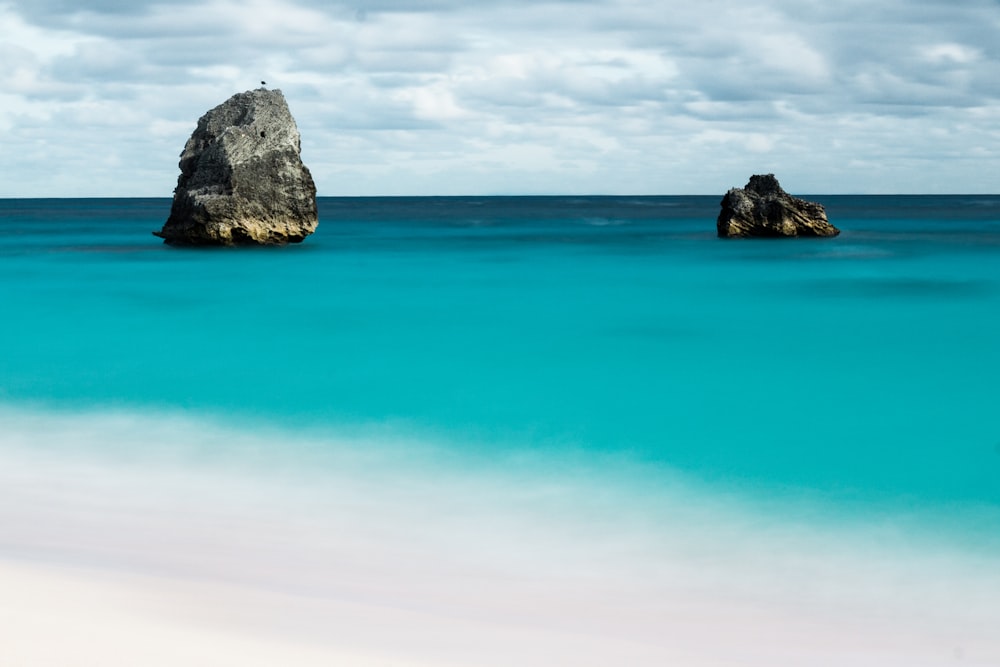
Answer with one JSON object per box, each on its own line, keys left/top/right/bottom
{"left": 2, "top": 550, "right": 996, "bottom": 667}
{"left": 0, "top": 561, "right": 399, "bottom": 667}
{"left": 2, "top": 408, "right": 1000, "bottom": 666}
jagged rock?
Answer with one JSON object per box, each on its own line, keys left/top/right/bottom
{"left": 717, "top": 174, "right": 838, "bottom": 238}
{"left": 155, "top": 88, "right": 318, "bottom": 246}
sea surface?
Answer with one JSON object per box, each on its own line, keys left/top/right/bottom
{"left": 2, "top": 195, "right": 1000, "bottom": 664}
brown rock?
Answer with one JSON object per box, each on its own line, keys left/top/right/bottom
{"left": 717, "top": 174, "right": 838, "bottom": 238}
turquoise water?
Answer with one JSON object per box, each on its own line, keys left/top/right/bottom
{"left": 2, "top": 195, "right": 999, "bottom": 514}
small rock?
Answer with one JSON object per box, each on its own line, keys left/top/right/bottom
{"left": 717, "top": 174, "right": 839, "bottom": 238}
{"left": 155, "top": 89, "right": 318, "bottom": 246}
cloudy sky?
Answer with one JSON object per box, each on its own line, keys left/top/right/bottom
{"left": 1, "top": 0, "right": 998, "bottom": 196}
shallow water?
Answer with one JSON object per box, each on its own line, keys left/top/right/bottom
{"left": 2, "top": 196, "right": 999, "bottom": 507}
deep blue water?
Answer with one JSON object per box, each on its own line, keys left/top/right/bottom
{"left": 2, "top": 195, "right": 999, "bottom": 515}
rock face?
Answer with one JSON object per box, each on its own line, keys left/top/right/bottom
{"left": 717, "top": 174, "right": 838, "bottom": 238}
{"left": 155, "top": 89, "right": 318, "bottom": 246}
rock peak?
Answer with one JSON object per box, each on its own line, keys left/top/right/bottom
{"left": 717, "top": 174, "right": 839, "bottom": 238}
{"left": 154, "top": 88, "right": 318, "bottom": 246}
{"left": 744, "top": 173, "right": 782, "bottom": 197}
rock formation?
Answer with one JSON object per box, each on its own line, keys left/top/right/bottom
{"left": 155, "top": 88, "right": 318, "bottom": 246}
{"left": 717, "top": 174, "right": 838, "bottom": 238}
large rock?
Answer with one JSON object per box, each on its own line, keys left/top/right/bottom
{"left": 155, "top": 88, "right": 318, "bottom": 246}
{"left": 717, "top": 174, "right": 838, "bottom": 238}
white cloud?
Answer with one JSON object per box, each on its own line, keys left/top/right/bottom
{"left": 922, "top": 43, "right": 981, "bottom": 65}
{"left": 396, "top": 84, "right": 468, "bottom": 122}
{"left": 0, "top": 4, "right": 93, "bottom": 57}
{"left": 0, "top": 0, "right": 998, "bottom": 195}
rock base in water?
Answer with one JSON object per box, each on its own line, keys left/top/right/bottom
{"left": 155, "top": 89, "right": 318, "bottom": 246}
{"left": 717, "top": 174, "right": 839, "bottom": 238}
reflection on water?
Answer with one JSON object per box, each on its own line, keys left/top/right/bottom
{"left": 793, "top": 245, "right": 893, "bottom": 260}
{"left": 804, "top": 277, "right": 993, "bottom": 299}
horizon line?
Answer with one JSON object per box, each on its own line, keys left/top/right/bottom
{"left": 2, "top": 192, "right": 999, "bottom": 200}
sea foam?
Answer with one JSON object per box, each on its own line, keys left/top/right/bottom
{"left": 2, "top": 404, "right": 999, "bottom": 666}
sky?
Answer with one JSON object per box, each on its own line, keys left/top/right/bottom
{"left": 1, "top": 0, "right": 998, "bottom": 196}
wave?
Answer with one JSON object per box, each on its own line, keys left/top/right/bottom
{"left": 2, "top": 403, "right": 999, "bottom": 665}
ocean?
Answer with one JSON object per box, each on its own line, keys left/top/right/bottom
{"left": 2, "top": 195, "right": 999, "bottom": 665}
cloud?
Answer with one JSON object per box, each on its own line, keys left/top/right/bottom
{"left": 0, "top": 0, "right": 998, "bottom": 196}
